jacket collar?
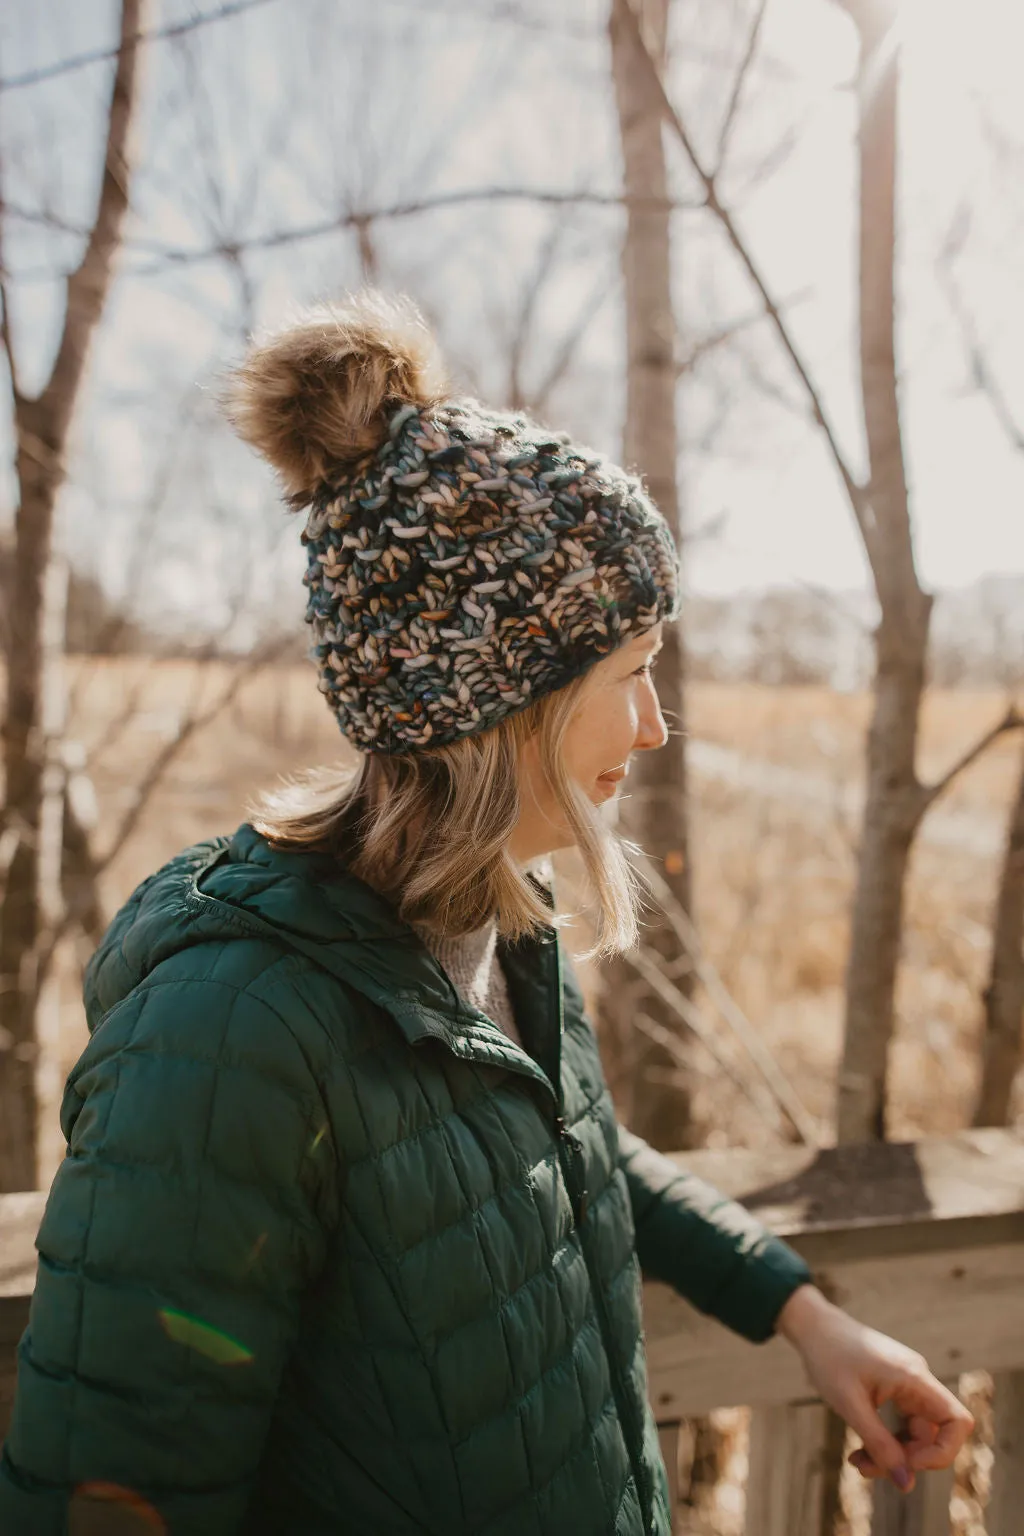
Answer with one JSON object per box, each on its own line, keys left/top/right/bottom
{"left": 190, "top": 824, "right": 564, "bottom": 1102}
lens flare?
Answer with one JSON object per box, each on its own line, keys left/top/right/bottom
{"left": 158, "top": 1307, "right": 253, "bottom": 1365}
{"left": 71, "top": 1482, "right": 166, "bottom": 1532}
{"left": 242, "top": 1231, "right": 268, "bottom": 1273}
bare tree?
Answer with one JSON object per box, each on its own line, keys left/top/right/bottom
{"left": 973, "top": 750, "right": 1024, "bottom": 1126}
{"left": 617, "top": 0, "right": 1023, "bottom": 1151}
{"left": 0, "top": 1, "right": 147, "bottom": 1193}
{"left": 828, "top": 0, "right": 931, "bottom": 1144}
{"left": 941, "top": 234, "right": 1024, "bottom": 1132}
{"left": 604, "top": 0, "right": 697, "bottom": 1154}
{"left": 932, "top": 198, "right": 1024, "bottom": 1130}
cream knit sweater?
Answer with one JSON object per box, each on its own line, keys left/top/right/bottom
{"left": 410, "top": 915, "right": 523, "bottom": 1050}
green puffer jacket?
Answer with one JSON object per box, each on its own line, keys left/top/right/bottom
{"left": 0, "top": 824, "right": 810, "bottom": 1535}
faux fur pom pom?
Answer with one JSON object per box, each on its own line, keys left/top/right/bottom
{"left": 223, "top": 290, "right": 448, "bottom": 507}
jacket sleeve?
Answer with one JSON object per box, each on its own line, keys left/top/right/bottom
{"left": 0, "top": 973, "right": 339, "bottom": 1536}
{"left": 618, "top": 1123, "right": 810, "bottom": 1343}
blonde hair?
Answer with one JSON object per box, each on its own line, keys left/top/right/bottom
{"left": 248, "top": 666, "right": 645, "bottom": 963}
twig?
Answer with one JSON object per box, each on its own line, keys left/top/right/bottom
{"left": 6, "top": 188, "right": 708, "bottom": 288}
{"left": 616, "top": 0, "right": 873, "bottom": 558}
{"left": 939, "top": 262, "right": 1024, "bottom": 452}
{"left": 917, "top": 705, "right": 1024, "bottom": 817}
{"left": 128, "top": 188, "right": 705, "bottom": 274}
{"left": 677, "top": 287, "right": 813, "bottom": 375}
{"left": 714, "top": 0, "right": 769, "bottom": 174}
{"left": 96, "top": 640, "right": 291, "bottom": 878}
{"left": 0, "top": 0, "right": 282, "bottom": 94}
{"left": 531, "top": 265, "right": 617, "bottom": 416}
{"left": 623, "top": 948, "right": 789, "bottom": 1132}
{"left": 30, "top": 641, "right": 291, "bottom": 995}
{"left": 632, "top": 850, "right": 820, "bottom": 1145}
{"left": 42, "top": 0, "right": 144, "bottom": 441}
{"left": 0, "top": 161, "right": 20, "bottom": 400}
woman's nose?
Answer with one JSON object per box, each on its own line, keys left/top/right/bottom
{"left": 634, "top": 678, "right": 669, "bottom": 753}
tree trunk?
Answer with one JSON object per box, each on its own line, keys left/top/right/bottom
{"left": 837, "top": 605, "right": 931, "bottom": 1144}
{"left": 605, "top": 0, "right": 695, "bottom": 1154}
{"left": 0, "top": 0, "right": 145, "bottom": 1193}
{"left": 835, "top": 0, "right": 932, "bottom": 1147}
{"left": 973, "top": 746, "right": 1024, "bottom": 1127}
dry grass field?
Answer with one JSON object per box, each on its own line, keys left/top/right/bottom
{"left": 46, "top": 657, "right": 1024, "bottom": 1160}
{"left": 22, "top": 656, "right": 1024, "bottom": 1536}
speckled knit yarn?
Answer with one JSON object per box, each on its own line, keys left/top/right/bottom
{"left": 302, "top": 396, "right": 681, "bottom": 754}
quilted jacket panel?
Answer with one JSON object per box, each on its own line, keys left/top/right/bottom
{"left": 0, "top": 825, "right": 810, "bottom": 1535}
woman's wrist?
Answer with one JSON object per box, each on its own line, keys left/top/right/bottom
{"left": 775, "top": 1282, "right": 834, "bottom": 1345}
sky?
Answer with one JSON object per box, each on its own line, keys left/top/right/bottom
{"left": 1, "top": 0, "right": 1022, "bottom": 637}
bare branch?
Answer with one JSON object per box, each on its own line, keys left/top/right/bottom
{"left": 939, "top": 261, "right": 1024, "bottom": 452}
{"left": 41, "top": 0, "right": 145, "bottom": 446}
{"left": 6, "top": 187, "right": 707, "bottom": 288}
{"left": 714, "top": 0, "right": 769, "bottom": 174}
{"left": 36, "top": 642, "right": 296, "bottom": 1003}
{"left": 506, "top": 222, "right": 566, "bottom": 410}
{"left": 530, "top": 266, "right": 616, "bottom": 416}
{"left": 623, "top": 947, "right": 790, "bottom": 1131}
{"left": 125, "top": 187, "right": 705, "bottom": 274}
{"left": 0, "top": 0, "right": 281, "bottom": 94}
{"left": 677, "top": 286, "right": 813, "bottom": 375}
{"left": 0, "top": 201, "right": 177, "bottom": 256}
{"left": 917, "top": 705, "right": 1024, "bottom": 817}
{"left": 631, "top": 850, "right": 820, "bottom": 1145}
{"left": 614, "top": 0, "right": 872, "bottom": 553}
{"left": 0, "top": 174, "right": 19, "bottom": 402}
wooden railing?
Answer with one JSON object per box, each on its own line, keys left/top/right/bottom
{"left": 3, "top": 1128, "right": 1024, "bottom": 1534}
{"left": 645, "top": 1128, "right": 1024, "bottom": 1535}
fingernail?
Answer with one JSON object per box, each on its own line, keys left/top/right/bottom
{"left": 891, "top": 1467, "right": 912, "bottom": 1492}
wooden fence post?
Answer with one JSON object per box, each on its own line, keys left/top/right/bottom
{"left": 870, "top": 1386, "right": 957, "bottom": 1536}
{"left": 745, "top": 1402, "right": 830, "bottom": 1536}
{"left": 987, "top": 1370, "right": 1024, "bottom": 1536}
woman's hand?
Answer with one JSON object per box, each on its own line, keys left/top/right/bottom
{"left": 776, "top": 1285, "right": 974, "bottom": 1493}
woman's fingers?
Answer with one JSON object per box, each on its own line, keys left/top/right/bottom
{"left": 847, "top": 1392, "right": 974, "bottom": 1486}
{"left": 840, "top": 1386, "right": 916, "bottom": 1487}
{"left": 848, "top": 1446, "right": 900, "bottom": 1483}
{"left": 891, "top": 1377, "right": 975, "bottom": 1468}
{"left": 907, "top": 1413, "right": 974, "bottom": 1472}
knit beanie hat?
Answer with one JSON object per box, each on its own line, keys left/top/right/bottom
{"left": 226, "top": 291, "right": 681, "bottom": 755}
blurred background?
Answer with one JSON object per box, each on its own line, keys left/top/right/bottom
{"left": 1, "top": 3, "right": 1023, "bottom": 1528}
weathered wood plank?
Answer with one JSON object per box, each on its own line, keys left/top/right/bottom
{"left": 645, "top": 1241, "right": 1024, "bottom": 1417}
{"left": 4, "top": 1131, "right": 1024, "bottom": 1463}
{"left": 4, "top": 1131, "right": 1020, "bottom": 1300}
{"left": 988, "top": 1369, "right": 1024, "bottom": 1536}
{"left": 673, "top": 1129, "right": 1024, "bottom": 1238}
{"left": 0, "top": 1188, "right": 42, "bottom": 1430}
{"left": 0, "top": 1189, "right": 44, "bottom": 1298}
{"left": 869, "top": 1389, "right": 957, "bottom": 1536}
{"left": 870, "top": 1466, "right": 954, "bottom": 1536}
{"left": 657, "top": 1421, "right": 681, "bottom": 1530}
{"left": 745, "top": 1400, "right": 830, "bottom": 1536}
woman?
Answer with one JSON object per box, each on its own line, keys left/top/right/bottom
{"left": 0, "top": 293, "right": 971, "bottom": 1535}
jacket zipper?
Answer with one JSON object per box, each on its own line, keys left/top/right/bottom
{"left": 547, "top": 935, "right": 653, "bottom": 1531}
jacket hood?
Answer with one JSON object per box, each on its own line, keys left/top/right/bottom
{"left": 83, "top": 823, "right": 557, "bottom": 1054}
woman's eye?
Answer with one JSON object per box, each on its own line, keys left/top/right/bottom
{"left": 632, "top": 657, "right": 659, "bottom": 678}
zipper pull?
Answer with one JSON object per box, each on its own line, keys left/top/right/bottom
{"left": 554, "top": 1116, "right": 589, "bottom": 1226}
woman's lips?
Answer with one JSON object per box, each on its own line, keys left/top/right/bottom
{"left": 597, "top": 769, "right": 626, "bottom": 786}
